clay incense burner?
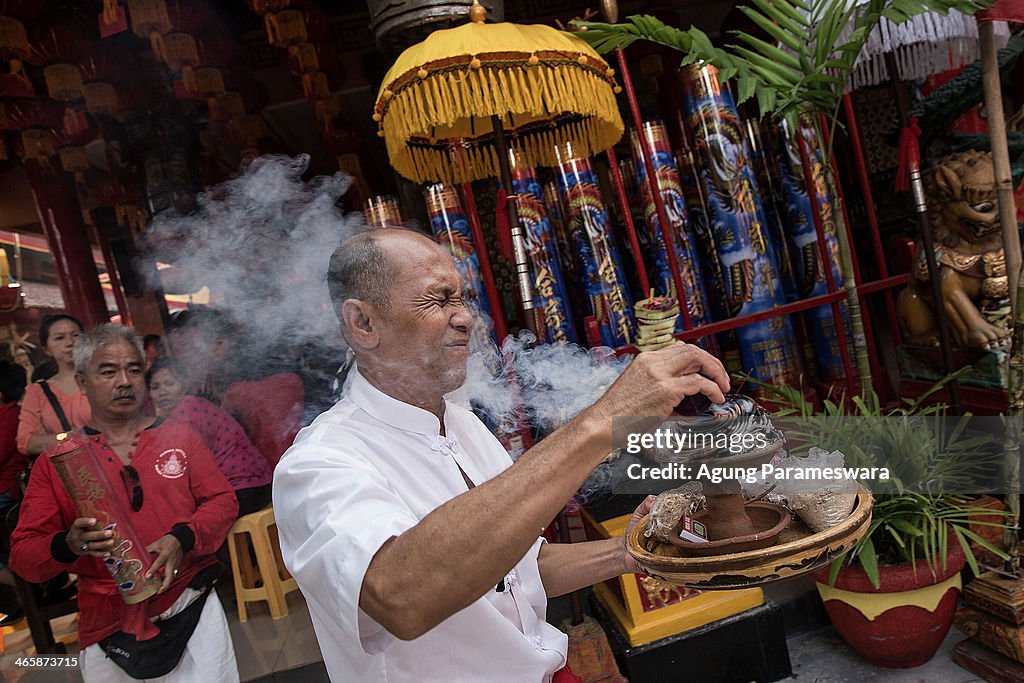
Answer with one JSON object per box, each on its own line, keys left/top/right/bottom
{"left": 668, "top": 393, "right": 788, "bottom": 554}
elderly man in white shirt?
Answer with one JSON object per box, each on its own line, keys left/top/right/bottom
{"left": 273, "top": 228, "right": 729, "bottom": 682}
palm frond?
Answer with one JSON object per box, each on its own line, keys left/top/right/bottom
{"left": 575, "top": 0, "right": 993, "bottom": 124}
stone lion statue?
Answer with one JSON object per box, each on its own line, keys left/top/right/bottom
{"left": 897, "top": 150, "right": 1010, "bottom": 351}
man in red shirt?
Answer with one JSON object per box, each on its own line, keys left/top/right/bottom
{"left": 10, "top": 323, "right": 239, "bottom": 682}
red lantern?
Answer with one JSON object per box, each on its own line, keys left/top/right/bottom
{"left": 0, "top": 16, "right": 31, "bottom": 59}
{"left": 44, "top": 63, "right": 84, "bottom": 101}
{"left": 265, "top": 10, "right": 306, "bottom": 47}
{"left": 125, "top": 0, "right": 171, "bottom": 37}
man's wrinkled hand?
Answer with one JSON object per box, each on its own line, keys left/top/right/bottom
{"left": 592, "top": 342, "right": 730, "bottom": 429}
{"left": 146, "top": 534, "right": 183, "bottom": 593}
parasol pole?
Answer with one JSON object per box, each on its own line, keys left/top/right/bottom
{"left": 978, "top": 15, "right": 1021, "bottom": 564}
{"left": 461, "top": 182, "right": 509, "bottom": 342}
{"left": 886, "top": 53, "right": 963, "bottom": 414}
{"left": 492, "top": 114, "right": 539, "bottom": 337}
{"left": 605, "top": 145, "right": 652, "bottom": 295}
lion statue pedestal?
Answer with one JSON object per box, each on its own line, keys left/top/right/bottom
{"left": 897, "top": 150, "right": 1011, "bottom": 387}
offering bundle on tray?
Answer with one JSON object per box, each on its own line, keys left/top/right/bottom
{"left": 626, "top": 393, "right": 874, "bottom": 589}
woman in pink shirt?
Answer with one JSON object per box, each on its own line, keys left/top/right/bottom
{"left": 147, "top": 358, "right": 272, "bottom": 517}
{"left": 16, "top": 315, "right": 91, "bottom": 456}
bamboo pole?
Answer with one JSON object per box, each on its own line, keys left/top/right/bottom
{"left": 979, "top": 19, "right": 1022, "bottom": 320}
{"left": 978, "top": 17, "right": 1021, "bottom": 564}
{"left": 815, "top": 118, "right": 873, "bottom": 397}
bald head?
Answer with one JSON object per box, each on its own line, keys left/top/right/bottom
{"left": 327, "top": 228, "right": 447, "bottom": 327}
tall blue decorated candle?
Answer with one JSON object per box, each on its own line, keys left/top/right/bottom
{"left": 509, "top": 149, "right": 578, "bottom": 344}
{"left": 681, "top": 62, "right": 802, "bottom": 386}
{"left": 630, "top": 120, "right": 711, "bottom": 332}
{"left": 553, "top": 141, "right": 636, "bottom": 348}
{"left": 771, "top": 116, "right": 850, "bottom": 381}
{"left": 743, "top": 117, "right": 798, "bottom": 303}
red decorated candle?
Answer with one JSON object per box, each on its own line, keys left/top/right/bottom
{"left": 48, "top": 435, "right": 161, "bottom": 605}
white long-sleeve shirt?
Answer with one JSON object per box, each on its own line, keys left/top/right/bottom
{"left": 273, "top": 369, "right": 567, "bottom": 682}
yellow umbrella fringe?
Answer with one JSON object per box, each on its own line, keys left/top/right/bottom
{"left": 426, "top": 74, "right": 441, "bottom": 123}
{"left": 416, "top": 79, "right": 433, "bottom": 124}
{"left": 512, "top": 68, "right": 531, "bottom": 114}
{"left": 505, "top": 70, "right": 521, "bottom": 115}
{"left": 494, "top": 69, "right": 510, "bottom": 115}
{"left": 383, "top": 65, "right": 618, "bottom": 142}
{"left": 443, "top": 72, "right": 460, "bottom": 121}
{"left": 420, "top": 75, "right": 434, "bottom": 124}
{"left": 488, "top": 70, "right": 502, "bottom": 113}
{"left": 473, "top": 69, "right": 488, "bottom": 113}
{"left": 383, "top": 66, "right": 624, "bottom": 183}
{"left": 500, "top": 69, "right": 516, "bottom": 112}
{"left": 432, "top": 75, "right": 447, "bottom": 126}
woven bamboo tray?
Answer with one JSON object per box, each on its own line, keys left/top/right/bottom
{"left": 627, "top": 486, "right": 874, "bottom": 589}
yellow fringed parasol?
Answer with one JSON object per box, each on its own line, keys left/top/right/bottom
{"left": 373, "top": 1, "right": 624, "bottom": 184}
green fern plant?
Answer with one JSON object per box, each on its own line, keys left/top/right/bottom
{"left": 753, "top": 374, "right": 1011, "bottom": 589}
{"left": 575, "top": 0, "right": 993, "bottom": 129}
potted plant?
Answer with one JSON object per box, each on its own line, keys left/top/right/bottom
{"left": 758, "top": 378, "right": 1012, "bottom": 668}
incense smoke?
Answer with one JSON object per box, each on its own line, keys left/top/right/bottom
{"left": 451, "top": 330, "right": 630, "bottom": 438}
{"left": 143, "top": 155, "right": 364, "bottom": 416}
{"left": 450, "top": 330, "right": 630, "bottom": 504}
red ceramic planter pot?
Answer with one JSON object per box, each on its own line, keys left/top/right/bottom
{"left": 811, "top": 542, "right": 966, "bottom": 668}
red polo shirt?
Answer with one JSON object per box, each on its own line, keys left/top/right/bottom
{"left": 9, "top": 418, "right": 238, "bottom": 647}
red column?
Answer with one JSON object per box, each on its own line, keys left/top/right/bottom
{"left": 24, "top": 161, "right": 109, "bottom": 329}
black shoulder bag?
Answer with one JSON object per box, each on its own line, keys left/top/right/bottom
{"left": 38, "top": 381, "right": 72, "bottom": 432}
